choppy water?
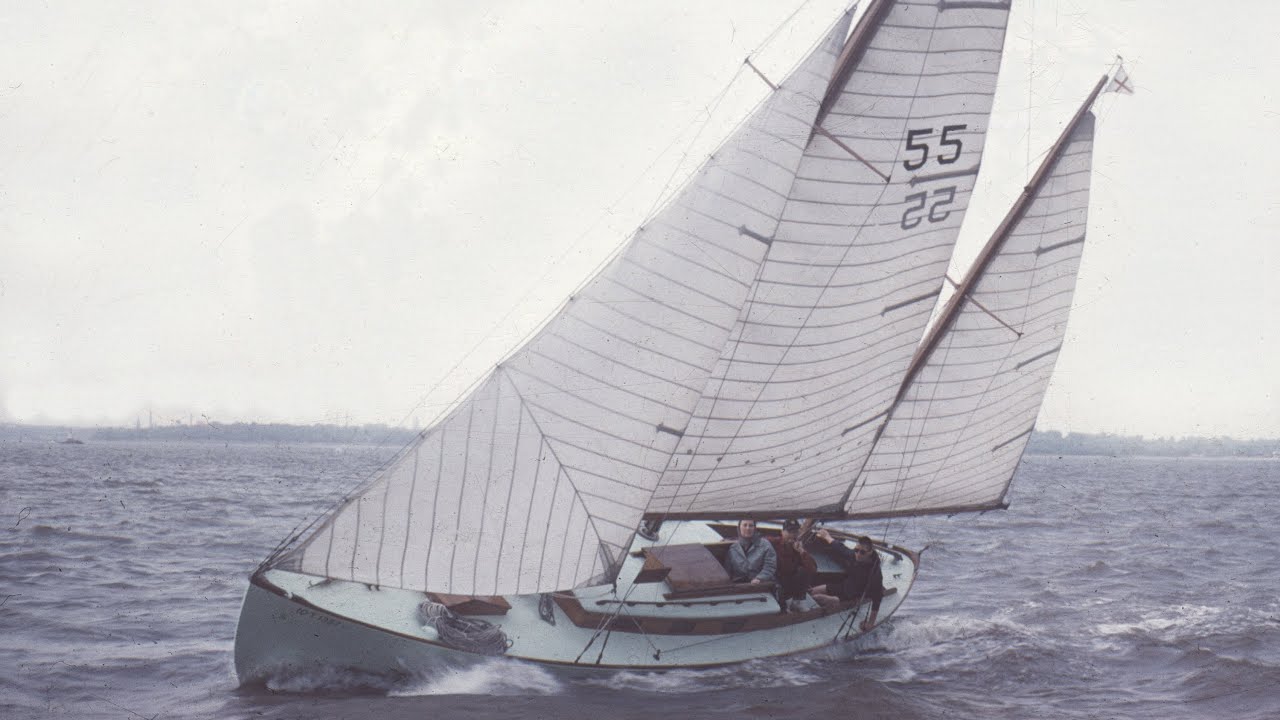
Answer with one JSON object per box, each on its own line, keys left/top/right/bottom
{"left": 2, "top": 441, "right": 1276, "bottom": 719}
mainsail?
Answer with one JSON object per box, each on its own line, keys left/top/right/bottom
{"left": 273, "top": 1, "right": 1031, "bottom": 596}
{"left": 648, "top": 0, "right": 1013, "bottom": 518}
{"left": 276, "top": 14, "right": 854, "bottom": 595}
{"left": 848, "top": 77, "right": 1105, "bottom": 518}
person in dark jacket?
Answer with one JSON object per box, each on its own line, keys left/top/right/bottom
{"left": 769, "top": 519, "right": 817, "bottom": 605}
{"left": 810, "top": 530, "right": 884, "bottom": 631}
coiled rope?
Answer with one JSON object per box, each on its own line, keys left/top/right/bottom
{"left": 417, "top": 601, "right": 512, "bottom": 656}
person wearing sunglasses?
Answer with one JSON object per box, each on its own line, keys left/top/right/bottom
{"left": 809, "top": 529, "right": 884, "bottom": 632}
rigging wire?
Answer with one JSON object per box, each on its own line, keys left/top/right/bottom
{"left": 260, "top": 3, "right": 1134, "bottom": 647}
{"left": 1027, "top": 0, "right": 1035, "bottom": 183}
{"left": 266, "top": 2, "right": 836, "bottom": 571}
{"left": 279, "top": 0, "right": 855, "bottom": 599}
{"left": 400, "top": 0, "right": 837, "bottom": 442}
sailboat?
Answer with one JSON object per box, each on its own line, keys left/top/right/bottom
{"left": 234, "top": 0, "right": 1119, "bottom": 682}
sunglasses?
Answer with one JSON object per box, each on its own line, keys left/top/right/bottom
{"left": 853, "top": 547, "right": 872, "bottom": 555}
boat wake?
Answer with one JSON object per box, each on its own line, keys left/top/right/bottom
{"left": 253, "top": 658, "right": 565, "bottom": 697}
{"left": 866, "top": 613, "right": 1038, "bottom": 654}
{"left": 260, "top": 665, "right": 402, "bottom": 694}
{"left": 581, "top": 657, "right": 823, "bottom": 694}
{"left": 1092, "top": 600, "right": 1280, "bottom": 649}
{"left": 392, "top": 659, "right": 563, "bottom": 697}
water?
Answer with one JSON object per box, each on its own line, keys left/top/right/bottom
{"left": 2, "top": 441, "right": 1276, "bottom": 719}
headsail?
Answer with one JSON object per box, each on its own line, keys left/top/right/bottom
{"left": 846, "top": 76, "right": 1106, "bottom": 518}
{"left": 274, "top": 15, "right": 854, "bottom": 595}
{"left": 648, "top": 0, "right": 1013, "bottom": 518}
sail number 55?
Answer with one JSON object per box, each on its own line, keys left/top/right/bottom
{"left": 903, "top": 124, "right": 967, "bottom": 171}
{"left": 900, "top": 124, "right": 967, "bottom": 230}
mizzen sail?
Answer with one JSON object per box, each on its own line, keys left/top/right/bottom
{"left": 648, "top": 0, "right": 1013, "bottom": 518}
{"left": 275, "top": 15, "right": 853, "bottom": 595}
{"left": 847, "top": 81, "right": 1103, "bottom": 518}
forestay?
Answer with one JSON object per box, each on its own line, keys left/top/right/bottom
{"left": 274, "top": 16, "right": 852, "bottom": 595}
{"left": 649, "top": 0, "right": 1012, "bottom": 518}
{"left": 848, "top": 111, "right": 1096, "bottom": 517}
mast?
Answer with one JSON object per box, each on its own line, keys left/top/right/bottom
{"left": 901, "top": 74, "right": 1106, "bottom": 403}
{"left": 815, "top": 0, "right": 894, "bottom": 128}
{"left": 840, "top": 74, "right": 1109, "bottom": 510}
{"left": 645, "top": 0, "right": 1013, "bottom": 522}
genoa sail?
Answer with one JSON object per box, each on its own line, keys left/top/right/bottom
{"left": 648, "top": 0, "right": 1013, "bottom": 518}
{"left": 274, "top": 14, "right": 854, "bottom": 596}
{"left": 848, "top": 84, "right": 1103, "bottom": 518}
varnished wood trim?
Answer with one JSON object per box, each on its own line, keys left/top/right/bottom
{"left": 552, "top": 588, "right": 895, "bottom": 636}
{"left": 663, "top": 582, "right": 775, "bottom": 601}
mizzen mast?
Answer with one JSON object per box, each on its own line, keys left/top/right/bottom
{"left": 896, "top": 75, "right": 1106, "bottom": 409}
{"left": 839, "top": 74, "right": 1112, "bottom": 513}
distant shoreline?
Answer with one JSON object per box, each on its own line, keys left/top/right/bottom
{"left": 3, "top": 423, "right": 1278, "bottom": 458}
{"left": 0, "top": 422, "right": 419, "bottom": 447}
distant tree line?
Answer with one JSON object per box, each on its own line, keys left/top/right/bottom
{"left": 1026, "top": 430, "right": 1280, "bottom": 458}
{"left": 2, "top": 423, "right": 1278, "bottom": 457}
{"left": 87, "top": 422, "right": 420, "bottom": 446}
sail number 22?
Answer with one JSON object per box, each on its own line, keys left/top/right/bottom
{"left": 901, "top": 187, "right": 956, "bottom": 229}
{"left": 900, "top": 124, "right": 966, "bottom": 231}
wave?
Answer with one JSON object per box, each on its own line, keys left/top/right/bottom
{"left": 252, "top": 658, "right": 565, "bottom": 698}
{"left": 258, "top": 665, "right": 400, "bottom": 695}
{"left": 1180, "top": 653, "right": 1280, "bottom": 693}
{"left": 0, "top": 547, "right": 63, "bottom": 565}
{"left": 393, "top": 658, "right": 563, "bottom": 697}
{"left": 24, "top": 524, "right": 136, "bottom": 545}
{"left": 579, "top": 657, "right": 822, "bottom": 694}
{"left": 865, "top": 612, "right": 1038, "bottom": 654}
{"left": 1086, "top": 598, "right": 1280, "bottom": 692}
{"left": 102, "top": 476, "right": 166, "bottom": 488}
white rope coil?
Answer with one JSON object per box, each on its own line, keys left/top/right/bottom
{"left": 417, "top": 601, "right": 512, "bottom": 656}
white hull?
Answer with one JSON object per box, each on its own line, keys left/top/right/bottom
{"left": 235, "top": 522, "right": 918, "bottom": 683}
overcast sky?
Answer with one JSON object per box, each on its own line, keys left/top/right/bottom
{"left": 2, "top": 0, "right": 1276, "bottom": 438}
